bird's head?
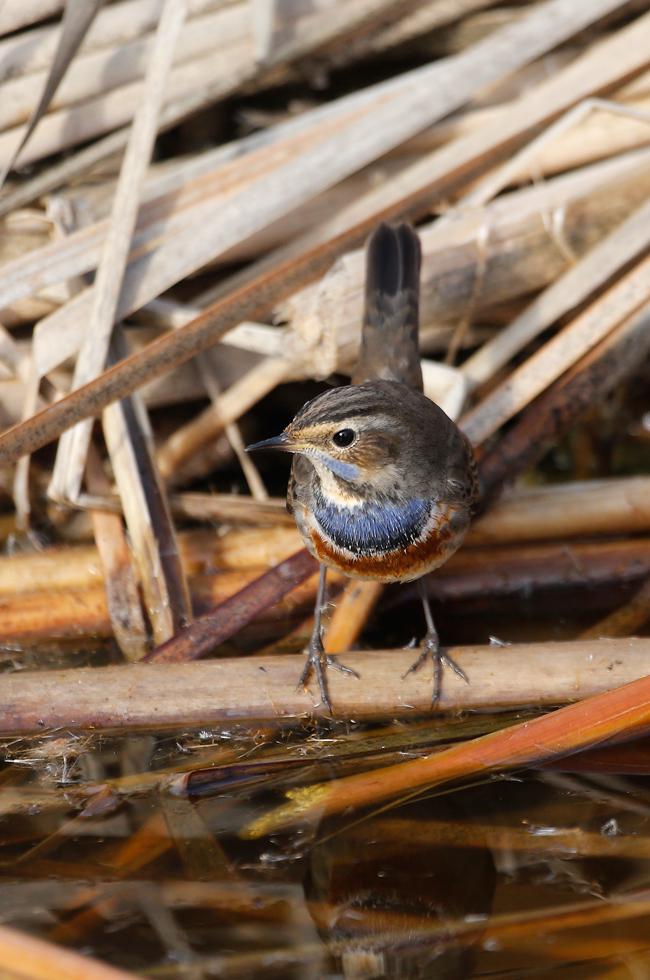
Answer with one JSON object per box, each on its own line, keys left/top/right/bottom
{"left": 246, "top": 381, "right": 411, "bottom": 494}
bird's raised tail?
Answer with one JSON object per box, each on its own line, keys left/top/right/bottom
{"left": 352, "top": 222, "right": 423, "bottom": 392}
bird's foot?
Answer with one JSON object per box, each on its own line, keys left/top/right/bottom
{"left": 403, "top": 629, "right": 468, "bottom": 705}
{"left": 298, "top": 631, "right": 360, "bottom": 713}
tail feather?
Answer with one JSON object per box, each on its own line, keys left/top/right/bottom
{"left": 352, "top": 222, "right": 423, "bottom": 391}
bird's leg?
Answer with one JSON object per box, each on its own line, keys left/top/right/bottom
{"left": 299, "top": 566, "right": 330, "bottom": 708}
{"left": 298, "top": 565, "right": 359, "bottom": 712}
{"left": 403, "top": 578, "right": 469, "bottom": 704}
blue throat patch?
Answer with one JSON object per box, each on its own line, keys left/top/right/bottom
{"left": 310, "top": 450, "right": 360, "bottom": 482}
{"left": 313, "top": 493, "right": 431, "bottom": 555}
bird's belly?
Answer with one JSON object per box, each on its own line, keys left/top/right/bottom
{"left": 295, "top": 496, "right": 468, "bottom": 583}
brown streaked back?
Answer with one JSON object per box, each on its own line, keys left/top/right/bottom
{"left": 352, "top": 222, "right": 423, "bottom": 392}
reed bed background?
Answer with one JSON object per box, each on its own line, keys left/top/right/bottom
{"left": 0, "top": 1, "right": 650, "bottom": 977}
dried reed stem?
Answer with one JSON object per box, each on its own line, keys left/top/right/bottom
{"left": 49, "top": 0, "right": 187, "bottom": 501}
{"left": 268, "top": 6, "right": 650, "bottom": 323}
{"left": 246, "top": 655, "right": 650, "bottom": 835}
{"left": 468, "top": 477, "right": 650, "bottom": 544}
{"left": 86, "top": 445, "right": 148, "bottom": 661}
{"left": 0, "top": 922, "right": 138, "bottom": 979}
{"left": 145, "top": 549, "right": 319, "bottom": 663}
{"left": 0, "top": 535, "right": 646, "bottom": 645}
{"left": 0, "top": 1, "right": 64, "bottom": 37}
{"left": 277, "top": 148, "right": 650, "bottom": 380}
{"left": 1, "top": 639, "right": 649, "bottom": 734}
{"left": 325, "top": 580, "right": 384, "bottom": 654}
{"left": 580, "top": 576, "right": 650, "bottom": 639}
{"left": 102, "top": 345, "right": 192, "bottom": 645}
{"left": 0, "top": 0, "right": 629, "bottom": 465}
{"left": 479, "top": 301, "right": 650, "bottom": 497}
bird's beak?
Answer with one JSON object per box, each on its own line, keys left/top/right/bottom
{"left": 245, "top": 431, "right": 295, "bottom": 453}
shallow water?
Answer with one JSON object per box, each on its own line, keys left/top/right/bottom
{"left": 2, "top": 715, "right": 650, "bottom": 978}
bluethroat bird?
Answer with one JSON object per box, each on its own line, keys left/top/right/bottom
{"left": 247, "top": 223, "right": 478, "bottom": 710}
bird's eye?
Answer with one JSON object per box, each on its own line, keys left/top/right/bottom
{"left": 332, "top": 428, "right": 355, "bottom": 448}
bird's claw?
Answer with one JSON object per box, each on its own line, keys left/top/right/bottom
{"left": 298, "top": 631, "right": 359, "bottom": 713}
{"left": 403, "top": 630, "right": 468, "bottom": 705}
{"left": 326, "top": 658, "right": 360, "bottom": 678}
